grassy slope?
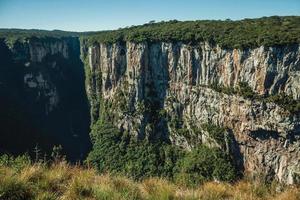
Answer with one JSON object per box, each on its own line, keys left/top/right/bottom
{"left": 0, "top": 157, "right": 299, "bottom": 200}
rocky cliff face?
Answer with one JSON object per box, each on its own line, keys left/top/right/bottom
{"left": 0, "top": 37, "right": 91, "bottom": 161}
{"left": 83, "top": 41, "right": 300, "bottom": 184}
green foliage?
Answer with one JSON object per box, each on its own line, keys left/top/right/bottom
{"left": 51, "top": 145, "right": 65, "bottom": 162}
{"left": 87, "top": 120, "right": 238, "bottom": 184}
{"left": 210, "top": 84, "right": 236, "bottom": 95}
{"left": 84, "top": 16, "right": 300, "bottom": 49}
{"left": 1, "top": 16, "right": 299, "bottom": 49}
{"left": 210, "top": 82, "right": 256, "bottom": 99}
{"left": 0, "top": 28, "right": 80, "bottom": 47}
{"left": 0, "top": 154, "right": 31, "bottom": 171}
{"left": 175, "top": 145, "right": 237, "bottom": 186}
{"left": 265, "top": 93, "right": 300, "bottom": 114}
{"left": 87, "top": 121, "right": 182, "bottom": 179}
{"left": 202, "top": 123, "right": 226, "bottom": 147}
{"left": 210, "top": 82, "right": 300, "bottom": 114}
{"left": 158, "top": 108, "right": 167, "bottom": 118}
{"left": 237, "top": 82, "right": 257, "bottom": 99}
{"left": 83, "top": 52, "right": 102, "bottom": 124}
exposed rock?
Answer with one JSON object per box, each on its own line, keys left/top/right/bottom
{"left": 83, "top": 41, "right": 300, "bottom": 184}
{"left": 28, "top": 39, "right": 69, "bottom": 62}
{"left": 24, "top": 73, "right": 59, "bottom": 113}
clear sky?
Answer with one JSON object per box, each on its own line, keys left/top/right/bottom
{"left": 0, "top": 0, "right": 299, "bottom": 32}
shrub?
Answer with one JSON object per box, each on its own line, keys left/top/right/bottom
{"left": 202, "top": 123, "right": 226, "bottom": 148}
{"left": 210, "top": 82, "right": 300, "bottom": 114}
{"left": 266, "top": 93, "right": 300, "bottom": 114}
{"left": 210, "top": 84, "right": 236, "bottom": 95}
{"left": 237, "top": 82, "right": 256, "bottom": 99}
{"left": 87, "top": 120, "right": 238, "bottom": 184}
{"left": 175, "top": 145, "right": 237, "bottom": 186}
{"left": 0, "top": 154, "right": 31, "bottom": 171}
{"left": 86, "top": 121, "right": 182, "bottom": 180}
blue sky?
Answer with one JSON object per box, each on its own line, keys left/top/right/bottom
{"left": 0, "top": 0, "right": 299, "bottom": 32}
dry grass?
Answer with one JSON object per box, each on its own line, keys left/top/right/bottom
{"left": 0, "top": 161, "right": 299, "bottom": 200}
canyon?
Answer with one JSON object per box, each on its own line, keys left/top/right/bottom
{"left": 0, "top": 18, "right": 299, "bottom": 184}
{"left": 0, "top": 37, "right": 91, "bottom": 161}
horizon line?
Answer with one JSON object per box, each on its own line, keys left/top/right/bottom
{"left": 1, "top": 15, "right": 298, "bottom": 33}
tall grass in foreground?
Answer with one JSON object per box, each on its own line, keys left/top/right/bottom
{"left": 0, "top": 155, "right": 299, "bottom": 200}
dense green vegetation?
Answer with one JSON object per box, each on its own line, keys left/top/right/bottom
{"left": 86, "top": 120, "right": 238, "bottom": 186}
{"left": 0, "top": 28, "right": 80, "bottom": 42}
{"left": 1, "top": 16, "right": 299, "bottom": 49}
{"left": 202, "top": 123, "right": 227, "bottom": 148}
{"left": 87, "top": 120, "right": 182, "bottom": 179}
{"left": 0, "top": 28, "right": 80, "bottom": 37}
{"left": 265, "top": 94, "right": 300, "bottom": 114}
{"left": 84, "top": 16, "right": 300, "bottom": 49}
{"left": 175, "top": 145, "right": 237, "bottom": 186}
{"left": 210, "top": 82, "right": 256, "bottom": 99}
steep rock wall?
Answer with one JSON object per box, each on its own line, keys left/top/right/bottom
{"left": 0, "top": 37, "right": 91, "bottom": 161}
{"left": 83, "top": 41, "right": 300, "bottom": 184}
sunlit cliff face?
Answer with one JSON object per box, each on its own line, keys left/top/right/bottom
{"left": 84, "top": 41, "right": 300, "bottom": 184}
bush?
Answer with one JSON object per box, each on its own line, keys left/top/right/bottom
{"left": 86, "top": 121, "right": 182, "bottom": 180}
{"left": 202, "top": 123, "right": 226, "bottom": 148}
{"left": 237, "top": 82, "right": 256, "bottom": 99}
{"left": 175, "top": 145, "right": 237, "bottom": 186}
{"left": 210, "top": 82, "right": 300, "bottom": 114}
{"left": 210, "top": 84, "right": 236, "bottom": 95}
{"left": 87, "top": 120, "right": 238, "bottom": 185}
{"left": 266, "top": 93, "right": 300, "bottom": 114}
{"left": 0, "top": 154, "right": 31, "bottom": 171}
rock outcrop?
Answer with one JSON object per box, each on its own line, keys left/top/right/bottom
{"left": 83, "top": 41, "right": 300, "bottom": 184}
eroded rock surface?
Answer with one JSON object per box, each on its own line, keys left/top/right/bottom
{"left": 83, "top": 41, "right": 300, "bottom": 184}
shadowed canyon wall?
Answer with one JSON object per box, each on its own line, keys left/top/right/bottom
{"left": 0, "top": 37, "right": 91, "bottom": 161}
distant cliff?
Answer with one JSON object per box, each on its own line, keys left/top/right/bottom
{"left": 0, "top": 37, "right": 91, "bottom": 161}
{"left": 82, "top": 40, "right": 300, "bottom": 184}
